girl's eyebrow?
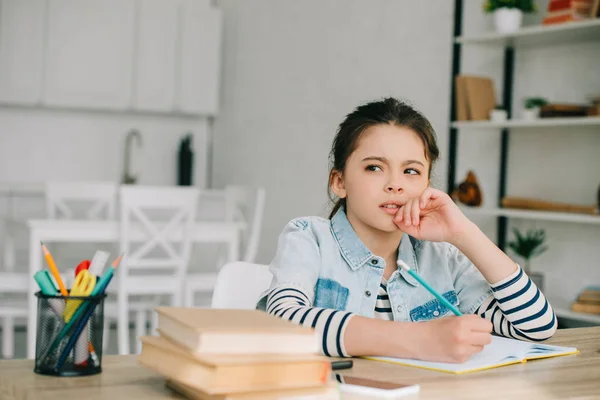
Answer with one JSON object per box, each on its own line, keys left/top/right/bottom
{"left": 361, "top": 156, "right": 425, "bottom": 167}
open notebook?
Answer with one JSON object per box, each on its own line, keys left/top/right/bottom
{"left": 365, "top": 335, "right": 578, "bottom": 374}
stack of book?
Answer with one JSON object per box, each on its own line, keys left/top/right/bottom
{"left": 137, "top": 307, "right": 339, "bottom": 399}
{"left": 542, "top": 0, "right": 600, "bottom": 25}
{"left": 571, "top": 287, "right": 600, "bottom": 315}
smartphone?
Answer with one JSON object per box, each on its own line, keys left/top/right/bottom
{"left": 333, "top": 373, "right": 420, "bottom": 399}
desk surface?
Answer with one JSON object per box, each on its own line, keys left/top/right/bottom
{"left": 1, "top": 327, "right": 599, "bottom": 400}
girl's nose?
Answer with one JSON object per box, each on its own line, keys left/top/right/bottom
{"left": 386, "top": 184, "right": 403, "bottom": 193}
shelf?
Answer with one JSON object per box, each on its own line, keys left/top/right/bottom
{"left": 555, "top": 307, "right": 600, "bottom": 325}
{"left": 461, "top": 207, "right": 600, "bottom": 225}
{"left": 550, "top": 298, "right": 600, "bottom": 325}
{"left": 452, "top": 116, "right": 600, "bottom": 129}
{"left": 456, "top": 19, "right": 600, "bottom": 47}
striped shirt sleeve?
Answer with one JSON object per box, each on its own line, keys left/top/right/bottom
{"left": 475, "top": 266, "right": 557, "bottom": 341}
{"left": 265, "top": 285, "right": 355, "bottom": 357}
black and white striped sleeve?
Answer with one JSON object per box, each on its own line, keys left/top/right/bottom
{"left": 475, "top": 266, "right": 557, "bottom": 341}
{"left": 266, "top": 285, "right": 355, "bottom": 357}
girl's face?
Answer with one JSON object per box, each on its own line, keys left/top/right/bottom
{"left": 331, "top": 124, "right": 430, "bottom": 234}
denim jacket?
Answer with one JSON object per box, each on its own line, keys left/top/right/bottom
{"left": 258, "top": 208, "right": 493, "bottom": 321}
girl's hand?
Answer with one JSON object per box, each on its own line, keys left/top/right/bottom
{"left": 407, "top": 315, "right": 493, "bottom": 363}
{"left": 394, "top": 187, "right": 473, "bottom": 244}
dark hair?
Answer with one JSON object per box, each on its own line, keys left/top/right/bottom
{"left": 328, "top": 97, "right": 440, "bottom": 219}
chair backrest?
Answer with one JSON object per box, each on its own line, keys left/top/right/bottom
{"left": 224, "top": 186, "right": 266, "bottom": 262}
{"left": 45, "top": 181, "right": 118, "bottom": 220}
{"left": 119, "top": 185, "right": 200, "bottom": 279}
{"left": 211, "top": 261, "right": 273, "bottom": 309}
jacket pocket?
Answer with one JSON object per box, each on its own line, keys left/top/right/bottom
{"left": 314, "top": 278, "right": 349, "bottom": 311}
{"left": 409, "top": 290, "right": 460, "bottom": 322}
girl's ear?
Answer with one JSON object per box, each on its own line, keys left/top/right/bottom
{"left": 330, "top": 170, "right": 347, "bottom": 199}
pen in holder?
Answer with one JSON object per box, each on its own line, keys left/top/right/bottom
{"left": 34, "top": 291, "right": 106, "bottom": 376}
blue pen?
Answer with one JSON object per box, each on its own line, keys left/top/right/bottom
{"left": 397, "top": 260, "right": 463, "bottom": 317}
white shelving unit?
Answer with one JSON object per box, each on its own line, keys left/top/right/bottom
{"left": 460, "top": 207, "right": 600, "bottom": 225}
{"left": 456, "top": 18, "right": 600, "bottom": 47}
{"left": 452, "top": 116, "right": 600, "bottom": 129}
{"left": 453, "top": 17, "right": 600, "bottom": 326}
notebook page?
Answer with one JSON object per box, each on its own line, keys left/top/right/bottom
{"left": 366, "top": 335, "right": 534, "bottom": 373}
{"left": 524, "top": 343, "right": 578, "bottom": 359}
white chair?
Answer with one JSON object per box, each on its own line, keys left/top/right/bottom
{"left": 224, "top": 185, "right": 266, "bottom": 263}
{"left": 0, "top": 273, "right": 28, "bottom": 358}
{"left": 0, "top": 181, "right": 118, "bottom": 358}
{"left": 116, "top": 185, "right": 200, "bottom": 355}
{"left": 211, "top": 261, "right": 272, "bottom": 309}
{"left": 45, "top": 181, "right": 118, "bottom": 220}
{"left": 183, "top": 186, "right": 265, "bottom": 308}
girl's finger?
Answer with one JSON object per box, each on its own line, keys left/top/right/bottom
{"left": 404, "top": 199, "right": 413, "bottom": 226}
{"left": 395, "top": 206, "right": 404, "bottom": 224}
{"left": 419, "top": 187, "right": 432, "bottom": 208}
{"left": 411, "top": 199, "right": 421, "bottom": 226}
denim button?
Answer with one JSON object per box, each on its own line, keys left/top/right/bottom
{"left": 365, "top": 290, "right": 371, "bottom": 297}
{"left": 371, "top": 259, "right": 378, "bottom": 265}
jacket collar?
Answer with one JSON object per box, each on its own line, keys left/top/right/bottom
{"left": 330, "top": 207, "right": 419, "bottom": 286}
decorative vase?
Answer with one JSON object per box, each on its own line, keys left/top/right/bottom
{"left": 490, "top": 109, "right": 507, "bottom": 122}
{"left": 523, "top": 107, "right": 540, "bottom": 120}
{"left": 493, "top": 8, "right": 523, "bottom": 34}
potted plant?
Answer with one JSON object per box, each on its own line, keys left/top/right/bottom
{"left": 523, "top": 97, "right": 548, "bottom": 120}
{"left": 490, "top": 105, "right": 507, "bottom": 122}
{"left": 483, "top": 0, "right": 536, "bottom": 33}
{"left": 508, "top": 228, "right": 548, "bottom": 291}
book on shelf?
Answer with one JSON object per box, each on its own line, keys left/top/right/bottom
{"left": 540, "top": 103, "right": 591, "bottom": 117}
{"left": 154, "top": 307, "right": 320, "bottom": 356}
{"left": 501, "top": 196, "right": 598, "bottom": 215}
{"left": 454, "top": 75, "right": 496, "bottom": 121}
{"left": 543, "top": 0, "right": 595, "bottom": 24}
{"left": 138, "top": 335, "right": 331, "bottom": 395}
{"left": 571, "top": 302, "right": 600, "bottom": 314}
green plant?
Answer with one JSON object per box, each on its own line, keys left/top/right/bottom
{"left": 483, "top": 0, "right": 536, "bottom": 13}
{"left": 508, "top": 228, "right": 547, "bottom": 274}
{"left": 524, "top": 97, "right": 548, "bottom": 109}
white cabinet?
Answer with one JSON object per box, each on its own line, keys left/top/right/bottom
{"left": 132, "top": 0, "right": 178, "bottom": 112}
{"left": 0, "top": 0, "right": 222, "bottom": 115}
{"left": 176, "top": 1, "right": 223, "bottom": 115}
{"left": 43, "top": 0, "right": 136, "bottom": 109}
{"left": 0, "top": 0, "right": 46, "bottom": 104}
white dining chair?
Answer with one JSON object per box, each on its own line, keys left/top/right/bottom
{"left": 224, "top": 185, "right": 266, "bottom": 263}
{"left": 1, "top": 181, "right": 119, "bottom": 358}
{"left": 115, "top": 185, "right": 200, "bottom": 355}
{"left": 0, "top": 273, "right": 28, "bottom": 358}
{"left": 182, "top": 186, "right": 265, "bottom": 307}
{"left": 45, "top": 181, "right": 118, "bottom": 220}
{"left": 211, "top": 261, "right": 272, "bottom": 309}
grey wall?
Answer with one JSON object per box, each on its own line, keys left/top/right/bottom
{"left": 212, "top": 0, "right": 455, "bottom": 263}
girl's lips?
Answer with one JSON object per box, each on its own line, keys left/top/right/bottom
{"left": 380, "top": 205, "right": 400, "bottom": 216}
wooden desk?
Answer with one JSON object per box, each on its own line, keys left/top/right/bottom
{"left": 1, "top": 327, "right": 599, "bottom": 400}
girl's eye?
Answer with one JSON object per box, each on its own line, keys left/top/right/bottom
{"left": 366, "top": 164, "right": 382, "bottom": 172}
{"left": 405, "top": 168, "right": 420, "bottom": 175}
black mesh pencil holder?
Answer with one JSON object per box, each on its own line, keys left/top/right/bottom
{"left": 34, "top": 291, "right": 106, "bottom": 376}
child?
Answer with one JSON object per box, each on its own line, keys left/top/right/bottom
{"left": 257, "top": 98, "right": 556, "bottom": 362}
